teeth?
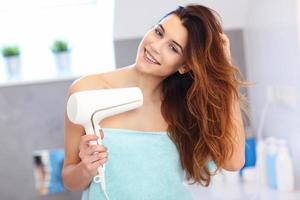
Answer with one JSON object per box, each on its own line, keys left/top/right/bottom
{"left": 145, "top": 50, "right": 159, "bottom": 64}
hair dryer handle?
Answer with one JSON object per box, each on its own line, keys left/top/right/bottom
{"left": 83, "top": 125, "right": 108, "bottom": 199}
{"left": 94, "top": 124, "right": 103, "bottom": 145}
{"left": 85, "top": 126, "right": 98, "bottom": 145}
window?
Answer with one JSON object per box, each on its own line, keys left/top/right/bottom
{"left": 0, "top": 0, "right": 115, "bottom": 84}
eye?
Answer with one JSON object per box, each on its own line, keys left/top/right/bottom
{"left": 154, "top": 28, "right": 163, "bottom": 37}
{"left": 169, "top": 44, "right": 178, "bottom": 53}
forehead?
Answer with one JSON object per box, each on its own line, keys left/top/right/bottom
{"left": 159, "top": 14, "right": 188, "bottom": 49}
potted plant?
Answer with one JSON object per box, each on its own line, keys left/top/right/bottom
{"left": 51, "top": 39, "right": 71, "bottom": 76}
{"left": 1, "top": 45, "right": 21, "bottom": 80}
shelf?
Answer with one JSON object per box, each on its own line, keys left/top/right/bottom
{"left": 0, "top": 75, "right": 79, "bottom": 88}
{"left": 186, "top": 180, "right": 300, "bottom": 200}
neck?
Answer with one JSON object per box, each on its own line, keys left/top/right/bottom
{"left": 122, "top": 65, "right": 164, "bottom": 104}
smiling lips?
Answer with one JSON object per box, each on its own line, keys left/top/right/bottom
{"left": 144, "top": 48, "right": 161, "bottom": 65}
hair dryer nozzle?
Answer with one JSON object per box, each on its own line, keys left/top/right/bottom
{"left": 67, "top": 87, "right": 143, "bottom": 126}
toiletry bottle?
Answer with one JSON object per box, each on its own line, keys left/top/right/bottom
{"left": 265, "top": 137, "right": 278, "bottom": 189}
{"left": 206, "top": 161, "right": 225, "bottom": 199}
{"left": 275, "top": 139, "right": 295, "bottom": 192}
{"left": 255, "top": 139, "right": 267, "bottom": 185}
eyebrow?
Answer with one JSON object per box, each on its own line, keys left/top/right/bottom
{"left": 158, "top": 24, "right": 184, "bottom": 54}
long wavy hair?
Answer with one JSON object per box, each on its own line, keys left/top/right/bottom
{"left": 161, "top": 4, "right": 246, "bottom": 186}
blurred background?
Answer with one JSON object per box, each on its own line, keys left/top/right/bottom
{"left": 0, "top": 0, "right": 299, "bottom": 199}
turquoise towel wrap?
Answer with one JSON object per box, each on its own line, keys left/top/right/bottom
{"left": 82, "top": 128, "right": 193, "bottom": 200}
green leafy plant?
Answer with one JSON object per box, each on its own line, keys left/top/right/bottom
{"left": 51, "top": 39, "right": 70, "bottom": 53}
{"left": 1, "top": 45, "right": 20, "bottom": 57}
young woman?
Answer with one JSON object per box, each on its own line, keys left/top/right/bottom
{"left": 62, "top": 4, "right": 246, "bottom": 200}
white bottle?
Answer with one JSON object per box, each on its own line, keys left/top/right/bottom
{"left": 275, "top": 139, "right": 295, "bottom": 192}
{"left": 255, "top": 139, "right": 267, "bottom": 185}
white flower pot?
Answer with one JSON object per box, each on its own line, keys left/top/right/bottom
{"left": 4, "top": 55, "right": 21, "bottom": 80}
{"left": 53, "top": 51, "right": 71, "bottom": 76}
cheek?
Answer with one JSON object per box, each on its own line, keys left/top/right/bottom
{"left": 137, "top": 38, "right": 146, "bottom": 53}
{"left": 159, "top": 59, "right": 183, "bottom": 76}
{"left": 162, "top": 51, "right": 184, "bottom": 69}
{"left": 136, "top": 35, "right": 153, "bottom": 57}
{"left": 141, "top": 31, "right": 153, "bottom": 46}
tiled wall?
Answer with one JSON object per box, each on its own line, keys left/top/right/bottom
{"left": 0, "top": 79, "right": 81, "bottom": 200}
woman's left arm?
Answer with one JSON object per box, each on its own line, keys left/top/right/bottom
{"left": 223, "top": 99, "right": 245, "bottom": 171}
{"left": 220, "top": 33, "right": 245, "bottom": 171}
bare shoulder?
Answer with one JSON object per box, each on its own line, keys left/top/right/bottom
{"left": 68, "top": 73, "right": 112, "bottom": 95}
{"left": 68, "top": 67, "right": 130, "bottom": 96}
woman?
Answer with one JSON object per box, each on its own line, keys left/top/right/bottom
{"left": 62, "top": 4, "right": 246, "bottom": 200}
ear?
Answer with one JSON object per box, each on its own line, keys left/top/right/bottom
{"left": 178, "top": 65, "right": 190, "bottom": 74}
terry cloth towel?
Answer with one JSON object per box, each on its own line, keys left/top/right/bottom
{"left": 82, "top": 128, "right": 193, "bottom": 200}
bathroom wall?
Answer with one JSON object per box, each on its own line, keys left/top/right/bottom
{"left": 0, "top": 79, "right": 81, "bottom": 200}
{"left": 244, "top": 0, "right": 300, "bottom": 188}
{"left": 113, "top": 0, "right": 249, "bottom": 40}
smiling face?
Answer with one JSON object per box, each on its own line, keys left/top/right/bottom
{"left": 135, "top": 14, "right": 189, "bottom": 78}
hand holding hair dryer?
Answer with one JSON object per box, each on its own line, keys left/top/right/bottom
{"left": 66, "top": 87, "right": 144, "bottom": 199}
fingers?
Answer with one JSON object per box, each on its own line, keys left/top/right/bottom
{"left": 84, "top": 158, "right": 108, "bottom": 175}
{"left": 79, "top": 145, "right": 106, "bottom": 159}
{"left": 220, "top": 33, "right": 229, "bottom": 41}
{"left": 81, "top": 157, "right": 108, "bottom": 176}
{"left": 78, "top": 132, "right": 109, "bottom": 176}
{"left": 82, "top": 150, "right": 108, "bottom": 164}
{"left": 79, "top": 135, "right": 98, "bottom": 157}
{"left": 80, "top": 135, "right": 98, "bottom": 147}
{"left": 81, "top": 129, "right": 104, "bottom": 144}
{"left": 219, "top": 33, "right": 231, "bottom": 63}
{"left": 80, "top": 149, "right": 108, "bottom": 176}
{"left": 85, "top": 145, "right": 108, "bottom": 156}
{"left": 220, "top": 33, "right": 230, "bottom": 48}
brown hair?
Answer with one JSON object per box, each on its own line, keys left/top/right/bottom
{"left": 161, "top": 4, "right": 246, "bottom": 186}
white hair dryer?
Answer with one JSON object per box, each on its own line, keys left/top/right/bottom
{"left": 66, "top": 87, "right": 143, "bottom": 199}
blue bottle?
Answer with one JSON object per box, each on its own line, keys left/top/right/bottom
{"left": 244, "top": 137, "right": 256, "bottom": 168}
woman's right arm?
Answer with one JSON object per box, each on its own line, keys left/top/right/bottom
{"left": 62, "top": 78, "right": 108, "bottom": 191}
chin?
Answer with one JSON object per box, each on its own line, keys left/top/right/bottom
{"left": 135, "top": 60, "right": 152, "bottom": 75}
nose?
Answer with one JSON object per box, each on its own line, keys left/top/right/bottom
{"left": 149, "top": 39, "right": 164, "bottom": 55}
